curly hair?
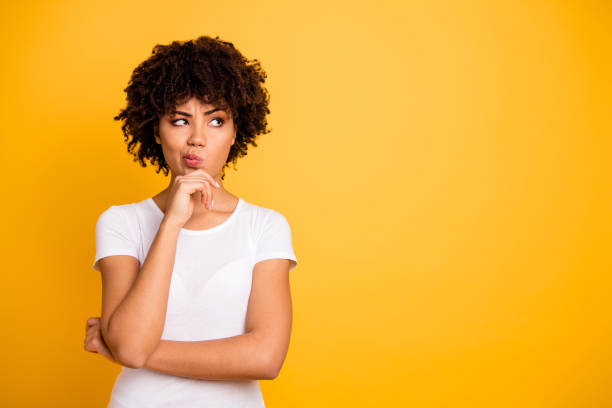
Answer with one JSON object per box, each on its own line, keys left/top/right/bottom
{"left": 113, "top": 35, "right": 272, "bottom": 179}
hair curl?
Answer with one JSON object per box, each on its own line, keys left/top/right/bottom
{"left": 113, "top": 35, "right": 271, "bottom": 179}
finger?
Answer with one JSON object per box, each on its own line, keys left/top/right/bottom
{"left": 87, "top": 319, "right": 100, "bottom": 329}
{"left": 205, "top": 173, "right": 220, "bottom": 188}
{"left": 86, "top": 336, "right": 98, "bottom": 349}
{"left": 181, "top": 175, "right": 208, "bottom": 181}
{"left": 199, "top": 184, "right": 208, "bottom": 210}
{"left": 84, "top": 337, "right": 95, "bottom": 352}
{"left": 179, "top": 176, "right": 213, "bottom": 187}
{"left": 181, "top": 182, "right": 205, "bottom": 196}
{"left": 97, "top": 342, "right": 114, "bottom": 361}
{"left": 189, "top": 170, "right": 220, "bottom": 189}
{"left": 85, "top": 341, "right": 99, "bottom": 353}
{"left": 92, "top": 338, "right": 112, "bottom": 359}
{"left": 207, "top": 184, "right": 213, "bottom": 210}
{"left": 180, "top": 173, "right": 208, "bottom": 182}
{"left": 181, "top": 178, "right": 211, "bottom": 194}
{"left": 210, "top": 175, "right": 220, "bottom": 188}
{"left": 86, "top": 317, "right": 98, "bottom": 330}
{"left": 185, "top": 178, "right": 218, "bottom": 193}
{"left": 176, "top": 176, "right": 206, "bottom": 189}
{"left": 181, "top": 180, "right": 217, "bottom": 205}
{"left": 88, "top": 327, "right": 101, "bottom": 340}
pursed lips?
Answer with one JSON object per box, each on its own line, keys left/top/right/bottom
{"left": 184, "top": 153, "right": 203, "bottom": 161}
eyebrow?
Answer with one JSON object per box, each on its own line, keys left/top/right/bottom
{"left": 170, "top": 108, "right": 225, "bottom": 117}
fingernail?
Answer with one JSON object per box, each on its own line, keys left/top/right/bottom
{"left": 215, "top": 181, "right": 220, "bottom": 188}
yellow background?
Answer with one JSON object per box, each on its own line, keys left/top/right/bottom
{"left": 0, "top": 0, "right": 610, "bottom": 406}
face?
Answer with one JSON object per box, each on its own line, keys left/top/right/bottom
{"left": 155, "top": 96, "right": 236, "bottom": 180}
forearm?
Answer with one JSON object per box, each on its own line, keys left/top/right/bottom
{"left": 142, "top": 331, "right": 273, "bottom": 381}
{"left": 107, "top": 219, "right": 181, "bottom": 365}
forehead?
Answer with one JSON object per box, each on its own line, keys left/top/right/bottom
{"left": 174, "top": 96, "right": 229, "bottom": 111}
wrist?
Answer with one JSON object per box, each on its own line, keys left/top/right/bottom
{"left": 160, "top": 216, "right": 183, "bottom": 232}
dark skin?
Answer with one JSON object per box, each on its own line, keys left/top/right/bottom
{"left": 84, "top": 317, "right": 115, "bottom": 363}
{"left": 85, "top": 96, "right": 241, "bottom": 362}
{"left": 84, "top": 93, "right": 293, "bottom": 379}
{"left": 113, "top": 35, "right": 272, "bottom": 179}
{"left": 153, "top": 96, "right": 240, "bottom": 226}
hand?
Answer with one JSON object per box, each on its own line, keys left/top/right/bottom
{"left": 164, "top": 169, "right": 221, "bottom": 227}
{"left": 84, "top": 317, "right": 117, "bottom": 364}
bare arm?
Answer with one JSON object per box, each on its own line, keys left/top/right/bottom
{"left": 143, "top": 332, "right": 271, "bottom": 380}
{"left": 99, "top": 170, "right": 219, "bottom": 368}
{"left": 102, "top": 219, "right": 181, "bottom": 368}
{"left": 141, "top": 258, "right": 293, "bottom": 380}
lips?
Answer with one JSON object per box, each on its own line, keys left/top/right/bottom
{"left": 184, "top": 153, "right": 202, "bottom": 162}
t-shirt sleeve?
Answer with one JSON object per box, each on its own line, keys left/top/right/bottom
{"left": 253, "top": 210, "right": 298, "bottom": 272}
{"left": 92, "top": 205, "right": 139, "bottom": 272}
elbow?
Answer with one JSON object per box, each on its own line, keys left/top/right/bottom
{"left": 113, "top": 346, "right": 148, "bottom": 369}
{"left": 264, "top": 367, "right": 280, "bottom": 381}
{"left": 102, "top": 328, "right": 149, "bottom": 369}
{"left": 261, "top": 353, "right": 283, "bottom": 380}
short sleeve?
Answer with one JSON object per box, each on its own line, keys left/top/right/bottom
{"left": 253, "top": 210, "right": 298, "bottom": 272}
{"left": 92, "top": 205, "right": 139, "bottom": 272}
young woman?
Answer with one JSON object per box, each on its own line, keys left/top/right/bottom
{"left": 83, "top": 35, "right": 298, "bottom": 407}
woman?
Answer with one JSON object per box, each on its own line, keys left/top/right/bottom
{"left": 83, "top": 35, "right": 298, "bottom": 407}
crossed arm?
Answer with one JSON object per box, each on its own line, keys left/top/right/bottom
{"left": 91, "top": 218, "right": 293, "bottom": 381}
{"left": 89, "top": 257, "right": 293, "bottom": 381}
{"left": 140, "top": 258, "right": 293, "bottom": 381}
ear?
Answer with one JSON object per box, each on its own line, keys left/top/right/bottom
{"left": 153, "top": 122, "right": 161, "bottom": 145}
{"left": 231, "top": 128, "right": 236, "bottom": 145}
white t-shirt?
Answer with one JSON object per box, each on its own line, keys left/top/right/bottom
{"left": 92, "top": 196, "right": 298, "bottom": 408}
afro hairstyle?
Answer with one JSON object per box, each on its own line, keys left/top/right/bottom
{"left": 113, "top": 35, "right": 271, "bottom": 179}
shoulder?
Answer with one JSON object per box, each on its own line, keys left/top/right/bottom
{"left": 95, "top": 200, "right": 143, "bottom": 232}
{"left": 96, "top": 202, "right": 134, "bottom": 221}
{"left": 244, "top": 199, "right": 298, "bottom": 271}
{"left": 239, "top": 198, "right": 292, "bottom": 231}
{"left": 239, "top": 201, "right": 294, "bottom": 252}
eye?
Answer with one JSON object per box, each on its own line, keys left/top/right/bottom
{"left": 171, "top": 118, "right": 188, "bottom": 126}
{"left": 211, "top": 117, "right": 224, "bottom": 127}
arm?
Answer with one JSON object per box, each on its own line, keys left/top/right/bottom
{"left": 102, "top": 219, "right": 181, "bottom": 368}
{"left": 142, "top": 258, "right": 293, "bottom": 380}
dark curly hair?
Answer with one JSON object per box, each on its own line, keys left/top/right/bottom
{"left": 113, "top": 35, "right": 272, "bottom": 179}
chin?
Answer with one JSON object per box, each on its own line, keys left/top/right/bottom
{"left": 184, "top": 163, "right": 204, "bottom": 171}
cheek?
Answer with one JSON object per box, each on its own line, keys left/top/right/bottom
{"left": 162, "top": 136, "right": 183, "bottom": 152}
{"left": 159, "top": 140, "right": 182, "bottom": 164}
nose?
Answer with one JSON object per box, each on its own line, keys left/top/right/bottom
{"left": 188, "top": 120, "right": 207, "bottom": 147}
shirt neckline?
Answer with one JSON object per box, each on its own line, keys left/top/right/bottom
{"left": 146, "top": 196, "right": 243, "bottom": 235}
